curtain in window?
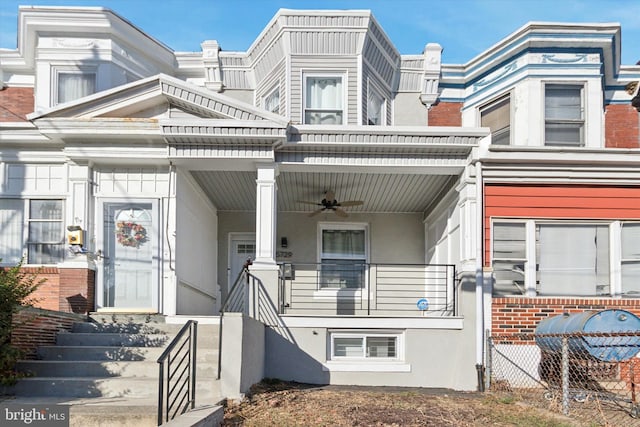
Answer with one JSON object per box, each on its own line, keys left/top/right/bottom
{"left": 0, "top": 199, "right": 24, "bottom": 264}
{"left": 306, "top": 78, "right": 342, "bottom": 109}
{"left": 622, "top": 223, "right": 640, "bottom": 295}
{"left": 367, "top": 90, "right": 384, "bottom": 125}
{"left": 538, "top": 224, "right": 608, "bottom": 296}
{"left": 58, "top": 73, "right": 96, "bottom": 104}
{"left": 28, "top": 200, "right": 64, "bottom": 264}
{"left": 321, "top": 229, "right": 365, "bottom": 289}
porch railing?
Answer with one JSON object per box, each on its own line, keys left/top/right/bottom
{"left": 278, "top": 263, "right": 457, "bottom": 317}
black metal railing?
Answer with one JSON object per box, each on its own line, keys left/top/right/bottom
{"left": 157, "top": 320, "right": 198, "bottom": 426}
{"left": 278, "top": 262, "right": 457, "bottom": 316}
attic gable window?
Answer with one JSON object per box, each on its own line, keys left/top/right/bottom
{"left": 304, "top": 74, "right": 344, "bottom": 125}
{"left": 480, "top": 94, "right": 510, "bottom": 145}
{"left": 54, "top": 69, "right": 96, "bottom": 105}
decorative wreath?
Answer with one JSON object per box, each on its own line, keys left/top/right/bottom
{"left": 115, "top": 221, "right": 147, "bottom": 248}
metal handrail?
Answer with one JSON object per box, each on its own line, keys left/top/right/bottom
{"left": 157, "top": 320, "right": 198, "bottom": 426}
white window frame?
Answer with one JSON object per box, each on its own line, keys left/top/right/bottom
{"left": 323, "top": 330, "right": 410, "bottom": 372}
{"left": 366, "top": 80, "right": 386, "bottom": 126}
{"left": 544, "top": 83, "right": 585, "bottom": 147}
{"left": 480, "top": 93, "right": 511, "bottom": 145}
{"left": 490, "top": 219, "right": 640, "bottom": 298}
{"left": 262, "top": 86, "right": 280, "bottom": 114}
{"left": 0, "top": 198, "right": 65, "bottom": 266}
{"left": 302, "top": 71, "right": 347, "bottom": 125}
{"left": 51, "top": 65, "right": 97, "bottom": 106}
{"left": 316, "top": 222, "right": 369, "bottom": 296}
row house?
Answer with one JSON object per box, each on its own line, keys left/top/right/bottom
{"left": 0, "top": 6, "right": 638, "bottom": 391}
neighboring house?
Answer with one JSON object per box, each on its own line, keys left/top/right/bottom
{"left": 0, "top": 6, "right": 638, "bottom": 391}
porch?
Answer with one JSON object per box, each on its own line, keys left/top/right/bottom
{"left": 279, "top": 262, "right": 457, "bottom": 317}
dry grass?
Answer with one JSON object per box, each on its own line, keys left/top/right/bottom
{"left": 222, "top": 380, "right": 582, "bottom": 427}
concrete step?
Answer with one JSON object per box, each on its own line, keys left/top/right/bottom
{"left": 17, "top": 360, "right": 218, "bottom": 378}
{"left": 56, "top": 332, "right": 169, "bottom": 347}
{"left": 9, "top": 377, "right": 221, "bottom": 399}
{"left": 36, "top": 345, "right": 220, "bottom": 362}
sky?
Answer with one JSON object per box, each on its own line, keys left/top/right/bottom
{"left": 1, "top": 0, "right": 639, "bottom": 65}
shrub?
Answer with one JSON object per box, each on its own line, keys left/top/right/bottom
{"left": 0, "top": 259, "right": 43, "bottom": 385}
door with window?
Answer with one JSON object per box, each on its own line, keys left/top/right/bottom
{"left": 100, "top": 201, "right": 158, "bottom": 309}
{"left": 229, "top": 235, "right": 255, "bottom": 293}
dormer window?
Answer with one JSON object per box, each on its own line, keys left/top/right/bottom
{"left": 53, "top": 67, "right": 96, "bottom": 105}
{"left": 263, "top": 87, "right": 280, "bottom": 114}
{"left": 304, "top": 74, "right": 344, "bottom": 124}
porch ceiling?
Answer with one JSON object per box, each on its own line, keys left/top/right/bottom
{"left": 191, "top": 170, "right": 457, "bottom": 213}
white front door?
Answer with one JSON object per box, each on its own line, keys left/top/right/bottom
{"left": 99, "top": 201, "right": 158, "bottom": 310}
{"left": 229, "top": 236, "right": 255, "bottom": 293}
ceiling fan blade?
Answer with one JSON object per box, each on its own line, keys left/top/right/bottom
{"left": 334, "top": 207, "right": 348, "bottom": 217}
{"left": 308, "top": 209, "right": 323, "bottom": 217}
{"left": 297, "top": 200, "right": 322, "bottom": 206}
{"left": 338, "top": 200, "right": 364, "bottom": 207}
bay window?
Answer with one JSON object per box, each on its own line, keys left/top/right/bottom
{"left": 544, "top": 84, "right": 584, "bottom": 146}
{"left": 319, "top": 224, "right": 367, "bottom": 289}
{"left": 304, "top": 74, "right": 344, "bottom": 124}
{"left": 54, "top": 67, "right": 96, "bottom": 105}
{"left": 263, "top": 87, "right": 280, "bottom": 114}
{"left": 480, "top": 94, "right": 510, "bottom": 145}
{"left": 367, "top": 85, "right": 385, "bottom": 125}
{"left": 0, "top": 199, "right": 65, "bottom": 265}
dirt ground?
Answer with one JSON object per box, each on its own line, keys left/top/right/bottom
{"left": 222, "top": 380, "right": 581, "bottom": 427}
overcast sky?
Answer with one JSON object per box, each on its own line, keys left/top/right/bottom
{"left": 1, "top": 0, "right": 639, "bottom": 65}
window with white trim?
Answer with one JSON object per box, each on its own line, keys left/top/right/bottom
{"left": 0, "top": 199, "right": 65, "bottom": 265}
{"left": 621, "top": 223, "right": 640, "bottom": 296}
{"left": 263, "top": 87, "right": 280, "bottom": 114}
{"left": 304, "top": 74, "right": 344, "bottom": 124}
{"left": 480, "top": 94, "right": 510, "bottom": 145}
{"left": 366, "top": 84, "right": 385, "bottom": 125}
{"left": 544, "top": 84, "right": 584, "bottom": 146}
{"left": 319, "top": 224, "right": 367, "bottom": 289}
{"left": 55, "top": 70, "right": 96, "bottom": 105}
{"left": 492, "top": 220, "right": 620, "bottom": 297}
{"left": 330, "top": 332, "right": 401, "bottom": 360}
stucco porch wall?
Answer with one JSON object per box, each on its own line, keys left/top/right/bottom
{"left": 263, "top": 272, "right": 478, "bottom": 391}
{"left": 217, "top": 211, "right": 425, "bottom": 300}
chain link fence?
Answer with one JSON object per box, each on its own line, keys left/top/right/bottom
{"left": 488, "top": 331, "right": 640, "bottom": 426}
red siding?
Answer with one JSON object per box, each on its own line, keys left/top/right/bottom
{"left": 605, "top": 104, "right": 640, "bottom": 148}
{"left": 484, "top": 184, "right": 640, "bottom": 265}
{"left": 428, "top": 102, "right": 462, "bottom": 126}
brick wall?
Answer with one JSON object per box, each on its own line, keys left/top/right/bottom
{"left": 0, "top": 87, "right": 34, "bottom": 122}
{"left": 605, "top": 104, "right": 640, "bottom": 148}
{"left": 14, "top": 267, "right": 95, "bottom": 314}
{"left": 428, "top": 102, "right": 462, "bottom": 126}
{"left": 11, "top": 307, "right": 87, "bottom": 359}
{"left": 492, "top": 297, "right": 640, "bottom": 336}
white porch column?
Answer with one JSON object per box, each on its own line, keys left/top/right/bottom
{"left": 249, "top": 164, "right": 280, "bottom": 319}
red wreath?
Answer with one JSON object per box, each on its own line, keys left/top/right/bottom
{"left": 115, "top": 221, "right": 147, "bottom": 247}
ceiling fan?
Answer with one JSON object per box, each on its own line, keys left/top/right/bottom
{"left": 298, "top": 191, "right": 364, "bottom": 217}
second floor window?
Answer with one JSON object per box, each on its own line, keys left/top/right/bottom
{"left": 367, "top": 87, "right": 385, "bottom": 125}
{"left": 304, "top": 75, "right": 343, "bottom": 125}
{"left": 57, "top": 72, "right": 96, "bottom": 105}
{"left": 263, "top": 88, "right": 280, "bottom": 114}
{"left": 545, "top": 84, "right": 584, "bottom": 146}
{"left": 480, "top": 95, "right": 510, "bottom": 145}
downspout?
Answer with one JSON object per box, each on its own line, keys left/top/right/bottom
{"left": 475, "top": 160, "right": 485, "bottom": 391}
